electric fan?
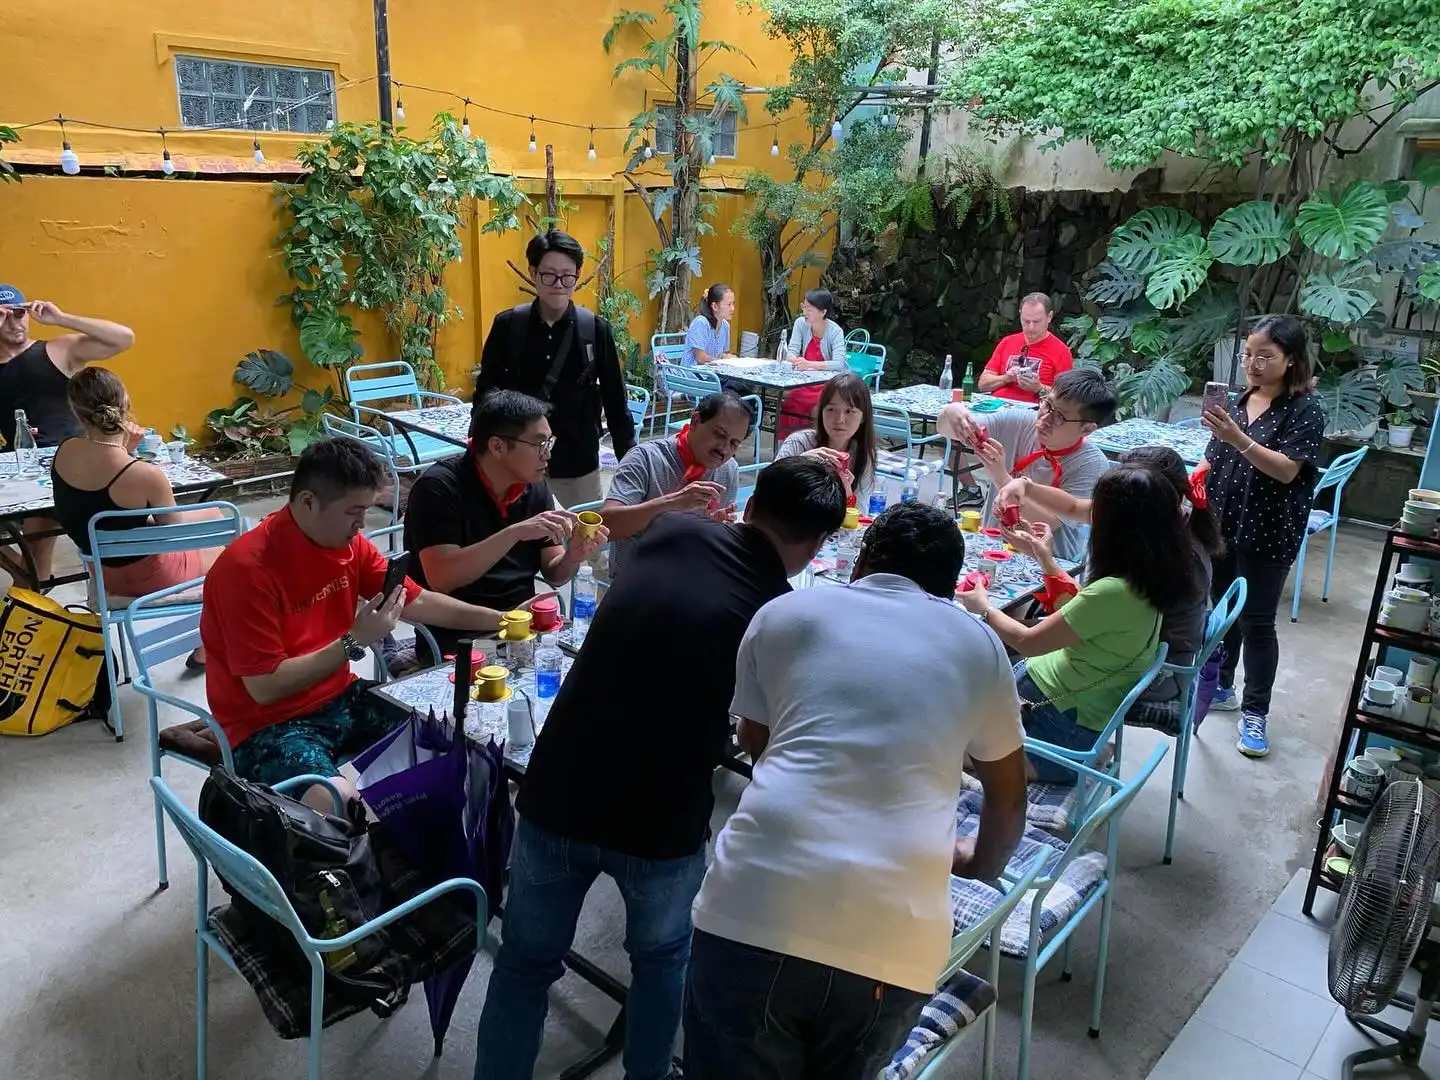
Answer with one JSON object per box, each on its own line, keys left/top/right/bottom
{"left": 1328, "top": 780, "right": 1440, "bottom": 1078}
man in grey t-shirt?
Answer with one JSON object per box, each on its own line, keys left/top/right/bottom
{"left": 939, "top": 368, "right": 1117, "bottom": 562}
{"left": 603, "top": 391, "right": 750, "bottom": 578}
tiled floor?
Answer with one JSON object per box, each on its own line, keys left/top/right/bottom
{"left": 1146, "top": 872, "right": 1440, "bottom": 1079}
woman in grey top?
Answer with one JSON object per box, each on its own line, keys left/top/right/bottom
{"left": 775, "top": 373, "right": 878, "bottom": 507}
{"left": 778, "top": 289, "right": 849, "bottom": 442}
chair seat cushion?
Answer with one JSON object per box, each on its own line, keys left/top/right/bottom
{"left": 1306, "top": 509, "right": 1333, "bottom": 534}
{"left": 950, "top": 790, "right": 1108, "bottom": 958}
{"left": 158, "top": 718, "right": 224, "bottom": 766}
{"left": 883, "top": 968, "right": 996, "bottom": 1080}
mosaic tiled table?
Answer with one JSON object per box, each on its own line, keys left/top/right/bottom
{"left": 871, "top": 384, "right": 1037, "bottom": 423}
{"left": 384, "top": 403, "right": 620, "bottom": 469}
{"left": 1087, "top": 418, "right": 1213, "bottom": 466}
{"left": 0, "top": 450, "right": 229, "bottom": 590}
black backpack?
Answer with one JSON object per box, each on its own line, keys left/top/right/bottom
{"left": 504, "top": 301, "right": 598, "bottom": 400}
{"left": 198, "top": 768, "right": 406, "bottom": 1011}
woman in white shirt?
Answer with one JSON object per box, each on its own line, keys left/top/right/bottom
{"left": 775, "top": 372, "right": 877, "bottom": 508}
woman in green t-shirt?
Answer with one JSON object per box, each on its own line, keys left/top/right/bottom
{"left": 957, "top": 463, "right": 1195, "bottom": 783}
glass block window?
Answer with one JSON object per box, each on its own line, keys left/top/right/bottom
{"left": 174, "top": 56, "right": 335, "bottom": 132}
{"left": 654, "top": 104, "right": 737, "bottom": 158}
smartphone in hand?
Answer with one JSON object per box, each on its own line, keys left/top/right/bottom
{"left": 381, "top": 551, "right": 410, "bottom": 601}
{"left": 1203, "top": 381, "right": 1230, "bottom": 415}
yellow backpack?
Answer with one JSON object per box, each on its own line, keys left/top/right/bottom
{"left": 0, "top": 588, "right": 107, "bottom": 736}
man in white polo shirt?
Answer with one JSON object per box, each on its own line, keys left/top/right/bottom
{"left": 601, "top": 390, "right": 750, "bottom": 578}
{"left": 684, "top": 502, "right": 1029, "bottom": 1080}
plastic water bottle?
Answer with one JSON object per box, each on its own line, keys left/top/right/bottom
{"left": 535, "top": 634, "right": 562, "bottom": 716}
{"left": 867, "top": 489, "right": 887, "bottom": 516}
{"left": 571, "top": 566, "right": 597, "bottom": 646}
{"left": 938, "top": 354, "right": 954, "bottom": 392}
{"left": 833, "top": 507, "right": 863, "bottom": 579}
{"left": 777, "top": 339, "right": 790, "bottom": 365}
{"left": 12, "top": 410, "right": 36, "bottom": 477}
{"left": 900, "top": 467, "right": 920, "bottom": 504}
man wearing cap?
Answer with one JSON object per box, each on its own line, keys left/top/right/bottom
{"left": 0, "top": 286, "right": 135, "bottom": 583}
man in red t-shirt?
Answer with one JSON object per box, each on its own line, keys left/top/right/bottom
{"left": 978, "top": 292, "right": 1074, "bottom": 404}
{"left": 201, "top": 437, "right": 551, "bottom": 810}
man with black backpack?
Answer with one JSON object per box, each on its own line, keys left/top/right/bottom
{"left": 474, "top": 230, "right": 637, "bottom": 509}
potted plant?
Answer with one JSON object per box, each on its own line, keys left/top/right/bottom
{"left": 1388, "top": 408, "right": 1418, "bottom": 448}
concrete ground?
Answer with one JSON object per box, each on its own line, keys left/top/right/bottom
{"left": 0, "top": 500, "right": 1380, "bottom": 1080}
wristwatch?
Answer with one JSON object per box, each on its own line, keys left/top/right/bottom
{"left": 340, "top": 633, "right": 366, "bottom": 662}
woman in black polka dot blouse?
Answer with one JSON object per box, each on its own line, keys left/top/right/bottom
{"left": 1201, "top": 314, "right": 1325, "bottom": 760}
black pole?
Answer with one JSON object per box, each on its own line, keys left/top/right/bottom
{"left": 916, "top": 33, "right": 941, "bottom": 179}
{"left": 373, "top": 0, "right": 393, "bottom": 125}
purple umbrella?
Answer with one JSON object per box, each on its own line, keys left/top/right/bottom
{"left": 352, "top": 703, "right": 511, "bottom": 1055}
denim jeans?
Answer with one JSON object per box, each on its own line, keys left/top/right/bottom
{"left": 473, "top": 816, "right": 705, "bottom": 1080}
{"left": 683, "top": 929, "right": 927, "bottom": 1080}
{"left": 1015, "top": 660, "right": 1098, "bottom": 784}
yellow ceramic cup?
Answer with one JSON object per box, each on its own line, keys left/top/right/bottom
{"left": 499, "top": 610, "right": 533, "bottom": 641}
{"left": 472, "top": 665, "right": 510, "bottom": 702}
{"left": 959, "top": 510, "right": 982, "bottom": 533}
{"left": 576, "top": 510, "right": 604, "bottom": 541}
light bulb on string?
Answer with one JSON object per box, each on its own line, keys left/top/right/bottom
{"left": 325, "top": 114, "right": 335, "bottom": 130}
{"left": 831, "top": 118, "right": 843, "bottom": 140}
{"left": 159, "top": 127, "right": 174, "bottom": 176}
{"left": 57, "top": 115, "right": 80, "bottom": 175}
{"left": 881, "top": 110, "right": 893, "bottom": 127}
{"left": 528, "top": 116, "right": 537, "bottom": 152}
{"left": 642, "top": 140, "right": 653, "bottom": 160}
{"left": 395, "top": 98, "right": 405, "bottom": 121}
{"left": 462, "top": 100, "right": 472, "bottom": 139}
{"left": 707, "top": 152, "right": 716, "bottom": 165}
{"left": 253, "top": 138, "right": 265, "bottom": 164}
{"left": 770, "top": 130, "right": 780, "bottom": 157}
{"left": 587, "top": 126, "right": 596, "bottom": 162}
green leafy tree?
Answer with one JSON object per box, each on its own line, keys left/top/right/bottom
{"left": 605, "top": 1, "right": 749, "bottom": 334}
{"left": 735, "top": 0, "right": 951, "bottom": 344}
{"left": 276, "top": 114, "right": 526, "bottom": 390}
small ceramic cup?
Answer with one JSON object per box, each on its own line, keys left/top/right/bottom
{"left": 472, "top": 665, "right": 510, "bottom": 702}
{"left": 529, "top": 596, "right": 562, "bottom": 632}
{"left": 959, "top": 510, "right": 982, "bottom": 533}
{"left": 576, "top": 510, "right": 604, "bottom": 541}
{"left": 1366, "top": 679, "right": 1400, "bottom": 706}
{"left": 507, "top": 695, "right": 536, "bottom": 748}
{"left": 1341, "top": 756, "right": 1385, "bottom": 802}
{"left": 499, "top": 610, "right": 534, "bottom": 641}
{"left": 1375, "top": 666, "right": 1405, "bottom": 686}
{"left": 165, "top": 441, "right": 187, "bottom": 464}
{"left": 1364, "top": 746, "right": 1402, "bottom": 769}
{"left": 1409, "top": 656, "right": 1438, "bottom": 688}
{"left": 1402, "top": 694, "right": 1431, "bottom": 728}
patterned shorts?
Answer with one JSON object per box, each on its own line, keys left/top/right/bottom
{"left": 232, "top": 680, "right": 400, "bottom": 787}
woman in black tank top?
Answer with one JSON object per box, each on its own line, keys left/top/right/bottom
{"left": 53, "top": 369, "right": 228, "bottom": 667}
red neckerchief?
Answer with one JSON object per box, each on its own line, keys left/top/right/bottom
{"left": 674, "top": 425, "right": 707, "bottom": 484}
{"left": 1188, "top": 460, "right": 1211, "bottom": 510}
{"left": 468, "top": 440, "right": 526, "bottom": 519}
{"left": 1013, "top": 436, "right": 1087, "bottom": 487}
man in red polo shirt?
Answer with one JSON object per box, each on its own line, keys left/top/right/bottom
{"left": 977, "top": 292, "right": 1074, "bottom": 404}
{"left": 201, "top": 437, "right": 549, "bottom": 810}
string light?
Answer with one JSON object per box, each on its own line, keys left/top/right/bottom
{"left": 461, "top": 100, "right": 471, "bottom": 139}
{"left": 707, "top": 152, "right": 716, "bottom": 165}
{"left": 56, "top": 115, "right": 80, "bottom": 175}
{"left": 881, "top": 110, "right": 893, "bottom": 127}
{"left": 252, "top": 138, "right": 265, "bottom": 164}
{"left": 831, "top": 118, "right": 843, "bottom": 140}
{"left": 587, "top": 126, "right": 596, "bottom": 162}
{"left": 642, "top": 139, "right": 653, "bottom": 159}
{"left": 771, "top": 125, "right": 780, "bottom": 157}
{"left": 159, "top": 127, "right": 174, "bottom": 175}
{"left": 395, "top": 98, "right": 405, "bottom": 121}
{"left": 528, "top": 116, "right": 536, "bottom": 152}
{"left": 325, "top": 115, "right": 335, "bottom": 130}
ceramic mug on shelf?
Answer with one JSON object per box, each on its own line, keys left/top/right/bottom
{"left": 1409, "top": 656, "right": 1438, "bottom": 688}
{"left": 1403, "top": 688, "right": 1432, "bottom": 728}
{"left": 1364, "top": 746, "right": 1402, "bottom": 769}
{"left": 1341, "top": 756, "right": 1385, "bottom": 802}
{"left": 1376, "top": 665, "right": 1405, "bottom": 685}
{"left": 1366, "top": 679, "right": 1400, "bottom": 706}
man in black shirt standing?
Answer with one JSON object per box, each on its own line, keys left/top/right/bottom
{"left": 403, "top": 390, "right": 605, "bottom": 658}
{"left": 472, "top": 456, "right": 848, "bottom": 1080}
{"left": 474, "top": 230, "right": 636, "bottom": 509}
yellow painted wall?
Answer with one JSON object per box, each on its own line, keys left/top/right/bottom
{"left": 0, "top": 1, "right": 829, "bottom": 435}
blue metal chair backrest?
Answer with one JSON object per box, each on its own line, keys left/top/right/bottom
{"left": 344, "top": 361, "right": 461, "bottom": 424}
{"left": 626, "top": 383, "right": 651, "bottom": 430}
{"left": 651, "top": 332, "right": 689, "bottom": 372}
{"left": 847, "top": 341, "right": 886, "bottom": 384}
{"left": 322, "top": 413, "right": 404, "bottom": 523}
{"left": 1175, "top": 416, "right": 1204, "bottom": 428}
{"left": 1077, "top": 643, "right": 1170, "bottom": 763}
{"left": 872, "top": 404, "right": 917, "bottom": 471}
{"left": 1316, "top": 446, "right": 1367, "bottom": 497}
{"left": 88, "top": 503, "right": 244, "bottom": 611}
{"left": 127, "top": 588, "right": 207, "bottom": 685}
{"left": 656, "top": 362, "right": 722, "bottom": 404}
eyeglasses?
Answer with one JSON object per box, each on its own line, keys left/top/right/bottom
{"left": 506, "top": 435, "right": 556, "bottom": 455}
{"left": 537, "top": 271, "right": 578, "bottom": 289}
{"left": 1039, "top": 397, "right": 1081, "bottom": 425}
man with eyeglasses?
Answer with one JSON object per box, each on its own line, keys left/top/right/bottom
{"left": 938, "top": 368, "right": 1116, "bottom": 561}
{"left": 474, "top": 230, "right": 637, "bottom": 509}
{"left": 403, "top": 390, "right": 606, "bottom": 659}
{"left": 0, "top": 285, "right": 136, "bottom": 584}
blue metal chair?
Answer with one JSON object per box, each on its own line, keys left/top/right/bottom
{"left": 650, "top": 332, "right": 690, "bottom": 436}
{"left": 84, "top": 502, "right": 245, "bottom": 740}
{"left": 872, "top": 404, "right": 951, "bottom": 483}
{"left": 1175, "top": 416, "right": 1204, "bottom": 428}
{"left": 1152, "top": 576, "right": 1247, "bottom": 864}
{"left": 343, "top": 361, "right": 462, "bottom": 468}
{"left": 1001, "top": 742, "right": 1169, "bottom": 1080}
{"left": 655, "top": 362, "right": 723, "bottom": 434}
{"left": 1291, "top": 446, "right": 1367, "bottom": 622}
{"left": 320, "top": 414, "right": 407, "bottom": 526}
{"left": 912, "top": 850, "right": 1049, "bottom": 1080}
{"left": 733, "top": 397, "right": 766, "bottom": 511}
{"left": 625, "top": 383, "right": 651, "bottom": 434}
{"left": 847, "top": 342, "right": 887, "bottom": 391}
{"left": 150, "top": 774, "right": 488, "bottom": 1080}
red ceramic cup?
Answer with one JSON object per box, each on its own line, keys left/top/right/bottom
{"left": 999, "top": 503, "right": 1022, "bottom": 528}
{"left": 530, "top": 597, "right": 562, "bottom": 631}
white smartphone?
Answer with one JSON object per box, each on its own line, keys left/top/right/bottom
{"left": 1203, "top": 381, "right": 1230, "bottom": 414}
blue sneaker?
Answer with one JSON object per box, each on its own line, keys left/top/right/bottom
{"left": 1210, "top": 687, "right": 1240, "bottom": 712}
{"left": 1237, "top": 711, "right": 1269, "bottom": 758}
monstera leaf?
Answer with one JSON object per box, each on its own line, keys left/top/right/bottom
{"left": 1299, "top": 263, "right": 1381, "bottom": 325}
{"left": 1315, "top": 367, "right": 1382, "bottom": 436}
{"left": 1129, "top": 319, "right": 1171, "bottom": 357}
{"left": 1115, "top": 357, "right": 1190, "bottom": 419}
{"left": 1206, "top": 201, "right": 1294, "bottom": 266}
{"left": 1096, "top": 302, "right": 1155, "bottom": 341}
{"left": 1167, "top": 284, "right": 1240, "bottom": 353}
{"left": 1108, "top": 207, "right": 1202, "bottom": 274}
{"left": 1145, "top": 234, "right": 1213, "bottom": 310}
{"left": 1296, "top": 181, "right": 1391, "bottom": 261}
{"left": 1376, "top": 354, "right": 1424, "bottom": 407}
{"left": 1368, "top": 239, "right": 1440, "bottom": 273}
{"left": 234, "top": 349, "right": 296, "bottom": 398}
{"left": 1417, "top": 262, "right": 1440, "bottom": 304}
{"left": 1084, "top": 260, "right": 1146, "bottom": 306}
